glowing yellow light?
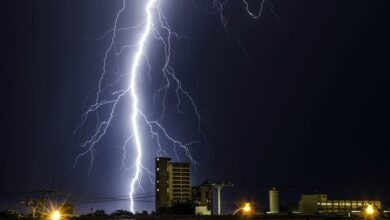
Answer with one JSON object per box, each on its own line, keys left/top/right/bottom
{"left": 243, "top": 203, "right": 251, "bottom": 213}
{"left": 366, "top": 205, "right": 375, "bottom": 215}
{"left": 51, "top": 210, "right": 61, "bottom": 220}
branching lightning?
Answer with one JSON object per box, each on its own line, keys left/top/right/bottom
{"left": 73, "top": 0, "right": 276, "bottom": 213}
{"left": 194, "top": 0, "right": 278, "bottom": 57}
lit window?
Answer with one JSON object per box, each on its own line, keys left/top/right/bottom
{"left": 157, "top": 180, "right": 159, "bottom": 183}
{"left": 157, "top": 188, "right": 159, "bottom": 191}
{"left": 157, "top": 168, "right": 159, "bottom": 171}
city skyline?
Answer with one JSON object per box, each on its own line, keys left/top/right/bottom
{"left": 1, "top": 0, "right": 390, "bottom": 215}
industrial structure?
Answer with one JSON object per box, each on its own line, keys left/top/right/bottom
{"left": 155, "top": 157, "right": 387, "bottom": 216}
{"left": 192, "top": 181, "right": 213, "bottom": 215}
{"left": 298, "top": 194, "right": 382, "bottom": 214}
{"left": 269, "top": 188, "right": 279, "bottom": 214}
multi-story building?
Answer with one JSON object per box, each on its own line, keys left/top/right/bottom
{"left": 168, "top": 161, "right": 191, "bottom": 203}
{"left": 155, "top": 157, "right": 191, "bottom": 212}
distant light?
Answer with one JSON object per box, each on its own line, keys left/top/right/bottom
{"left": 366, "top": 205, "right": 375, "bottom": 215}
{"left": 51, "top": 210, "right": 61, "bottom": 220}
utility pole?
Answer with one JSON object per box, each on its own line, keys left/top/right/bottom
{"left": 212, "top": 181, "right": 233, "bottom": 215}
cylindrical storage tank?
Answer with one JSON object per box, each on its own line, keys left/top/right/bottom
{"left": 269, "top": 188, "right": 279, "bottom": 213}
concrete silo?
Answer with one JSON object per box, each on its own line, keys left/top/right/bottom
{"left": 269, "top": 188, "right": 279, "bottom": 214}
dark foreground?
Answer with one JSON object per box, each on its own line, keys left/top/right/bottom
{"left": 67, "top": 214, "right": 390, "bottom": 220}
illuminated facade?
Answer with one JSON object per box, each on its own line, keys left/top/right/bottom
{"left": 317, "top": 200, "right": 382, "bottom": 214}
{"left": 168, "top": 162, "right": 191, "bottom": 203}
{"left": 155, "top": 157, "right": 191, "bottom": 211}
{"left": 298, "top": 194, "right": 382, "bottom": 214}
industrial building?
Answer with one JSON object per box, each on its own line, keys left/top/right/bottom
{"left": 298, "top": 194, "right": 382, "bottom": 214}
{"left": 155, "top": 157, "right": 191, "bottom": 212}
{"left": 192, "top": 181, "right": 213, "bottom": 215}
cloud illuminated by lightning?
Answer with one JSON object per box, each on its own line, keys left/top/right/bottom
{"left": 73, "top": 0, "right": 276, "bottom": 213}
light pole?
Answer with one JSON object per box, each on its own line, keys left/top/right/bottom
{"left": 212, "top": 181, "right": 233, "bottom": 215}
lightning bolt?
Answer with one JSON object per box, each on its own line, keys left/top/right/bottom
{"left": 128, "top": 0, "right": 154, "bottom": 212}
{"left": 73, "top": 0, "right": 202, "bottom": 213}
{"left": 73, "top": 0, "right": 277, "bottom": 213}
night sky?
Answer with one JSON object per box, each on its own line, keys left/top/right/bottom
{"left": 1, "top": 0, "right": 390, "bottom": 214}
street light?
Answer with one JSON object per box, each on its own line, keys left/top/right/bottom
{"left": 51, "top": 210, "right": 61, "bottom": 220}
{"left": 243, "top": 203, "right": 252, "bottom": 213}
{"left": 365, "top": 204, "right": 375, "bottom": 215}
{"left": 233, "top": 202, "right": 253, "bottom": 215}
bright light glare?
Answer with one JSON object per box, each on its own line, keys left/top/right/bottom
{"left": 51, "top": 210, "right": 61, "bottom": 220}
{"left": 243, "top": 203, "right": 251, "bottom": 213}
{"left": 366, "top": 205, "right": 375, "bottom": 215}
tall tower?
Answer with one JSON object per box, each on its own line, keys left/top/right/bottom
{"left": 269, "top": 188, "right": 279, "bottom": 214}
